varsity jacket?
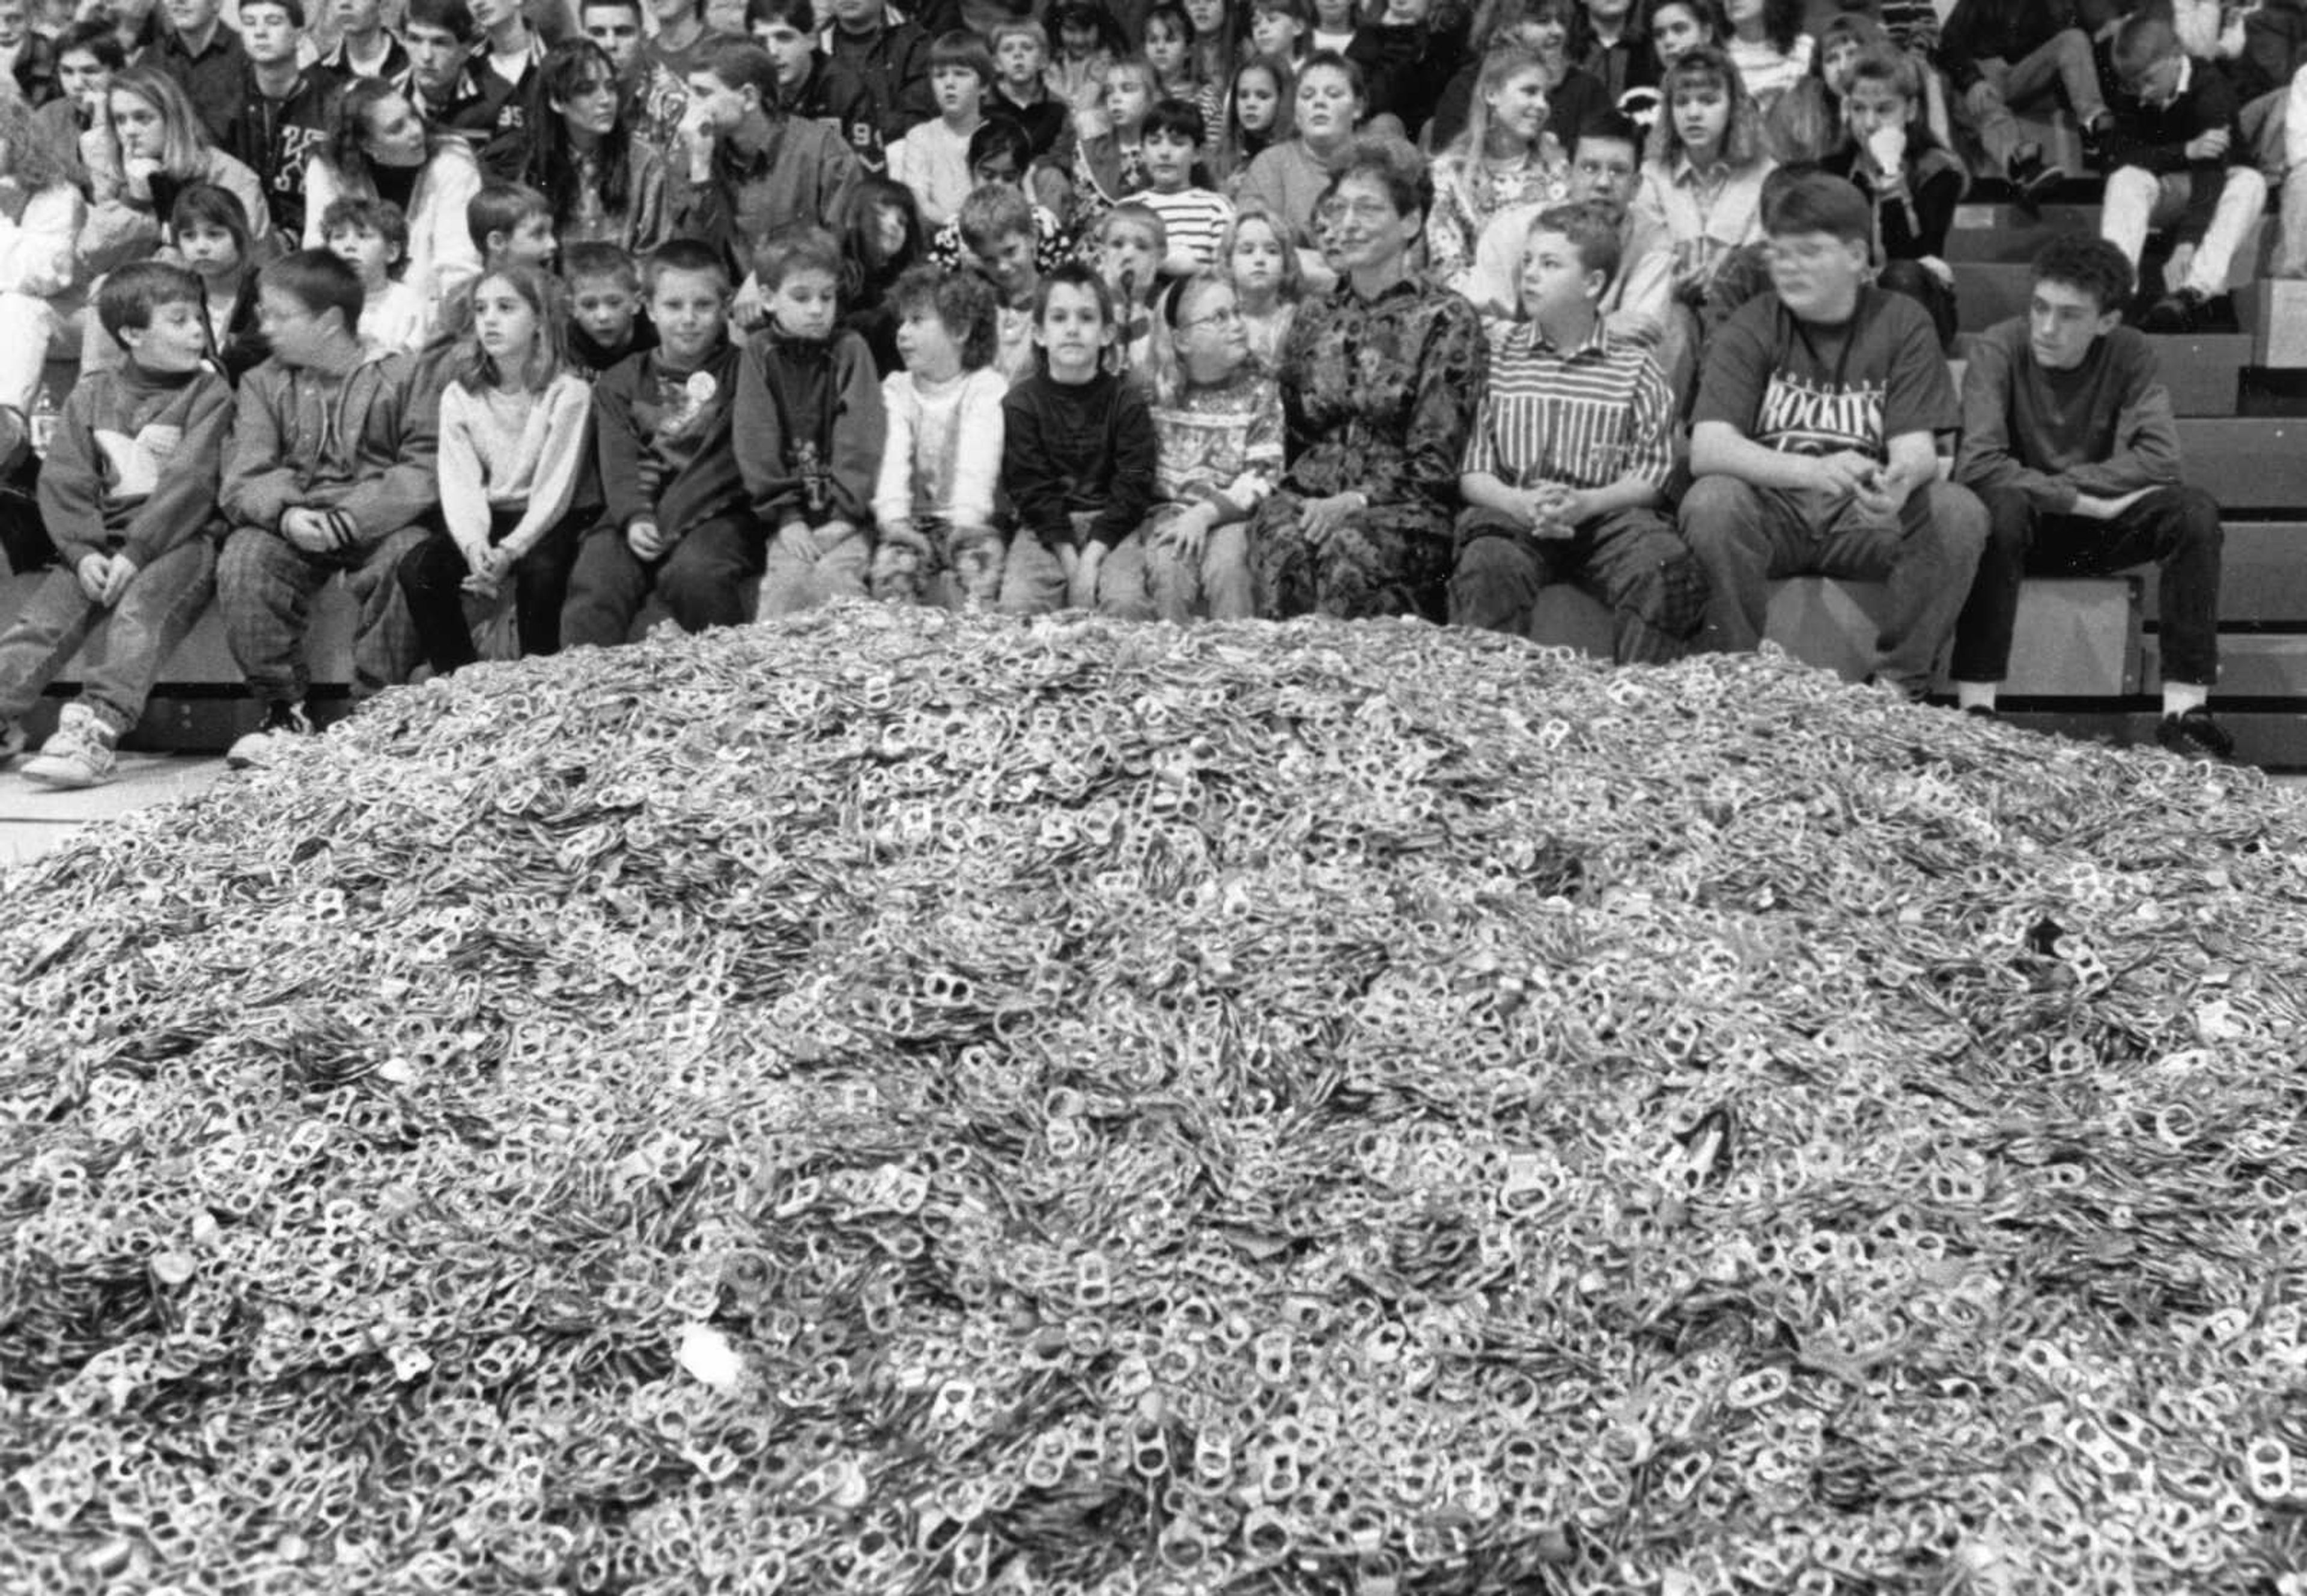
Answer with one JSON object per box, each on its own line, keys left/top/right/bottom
{"left": 222, "top": 64, "right": 343, "bottom": 238}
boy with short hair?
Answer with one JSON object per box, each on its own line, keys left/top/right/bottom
{"left": 222, "top": 0, "right": 343, "bottom": 242}
{"left": 1449, "top": 202, "right": 1703, "bottom": 664}
{"left": 957, "top": 182, "right": 1043, "bottom": 379}
{"left": 887, "top": 29, "right": 993, "bottom": 226}
{"left": 0, "top": 262, "right": 234, "bottom": 788}
{"left": 151, "top": 0, "right": 250, "bottom": 144}
{"left": 466, "top": 0, "right": 549, "bottom": 178}
{"left": 735, "top": 228, "right": 887, "bottom": 616}
{"left": 560, "top": 238, "right": 761, "bottom": 646}
{"left": 398, "top": 0, "right": 497, "bottom": 133}
{"left": 583, "top": 0, "right": 690, "bottom": 153}
{"left": 2099, "top": 10, "right": 2268, "bottom": 332}
{"left": 749, "top": 0, "right": 881, "bottom": 169}
{"left": 988, "top": 17, "right": 1066, "bottom": 159}
{"left": 1951, "top": 234, "right": 2231, "bottom": 759}
{"left": 673, "top": 40, "right": 864, "bottom": 275}
{"left": 998, "top": 261, "right": 1158, "bottom": 616}
{"left": 1137, "top": 97, "right": 1234, "bottom": 276}
{"left": 317, "top": 0, "right": 411, "bottom": 80}
{"left": 563, "top": 240, "right": 657, "bottom": 378}
{"left": 1679, "top": 172, "right": 1987, "bottom": 701}
{"left": 321, "top": 196, "right": 427, "bottom": 353}
{"left": 1470, "top": 114, "right": 1671, "bottom": 346}
{"left": 821, "top": 0, "right": 935, "bottom": 148}
{"left": 217, "top": 250, "right": 440, "bottom": 768}
{"left": 1093, "top": 202, "right": 1166, "bottom": 371}
{"left": 469, "top": 180, "right": 559, "bottom": 272}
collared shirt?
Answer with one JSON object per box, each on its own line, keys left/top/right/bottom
{"left": 1634, "top": 150, "right": 1774, "bottom": 287}
{"left": 151, "top": 18, "right": 251, "bottom": 144}
{"left": 317, "top": 31, "right": 412, "bottom": 81}
{"left": 1460, "top": 317, "right": 1674, "bottom": 494}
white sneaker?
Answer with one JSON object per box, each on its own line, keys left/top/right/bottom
{"left": 225, "top": 701, "right": 314, "bottom": 769}
{"left": 21, "top": 702, "right": 118, "bottom": 789}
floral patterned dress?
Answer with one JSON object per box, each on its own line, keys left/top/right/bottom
{"left": 1423, "top": 142, "right": 1570, "bottom": 294}
{"left": 1249, "top": 275, "right": 1488, "bottom": 620}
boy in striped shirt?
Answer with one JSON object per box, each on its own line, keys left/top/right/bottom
{"left": 1448, "top": 201, "right": 1706, "bottom": 664}
{"left": 1138, "top": 98, "right": 1236, "bottom": 276}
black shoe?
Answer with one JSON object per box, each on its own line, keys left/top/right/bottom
{"left": 1963, "top": 704, "right": 1999, "bottom": 721}
{"left": 2080, "top": 111, "right": 2112, "bottom": 166}
{"left": 2157, "top": 706, "right": 2237, "bottom": 762}
{"left": 2139, "top": 289, "right": 2205, "bottom": 333}
{"left": 2007, "top": 144, "right": 2063, "bottom": 205}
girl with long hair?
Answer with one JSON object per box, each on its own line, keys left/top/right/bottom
{"left": 1427, "top": 46, "right": 1567, "bottom": 293}
{"left": 524, "top": 39, "right": 670, "bottom": 254}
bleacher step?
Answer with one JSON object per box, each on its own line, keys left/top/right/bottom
{"left": 2178, "top": 421, "right": 2307, "bottom": 510}
{"left": 2142, "top": 523, "right": 2307, "bottom": 623}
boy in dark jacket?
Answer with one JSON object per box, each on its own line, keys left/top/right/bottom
{"left": 222, "top": 0, "right": 341, "bottom": 242}
{"left": 1935, "top": 0, "right": 2108, "bottom": 195}
{"left": 822, "top": 0, "right": 935, "bottom": 147}
{"left": 2098, "top": 9, "right": 2267, "bottom": 331}
{"left": 0, "top": 263, "right": 233, "bottom": 788}
{"left": 736, "top": 230, "right": 886, "bottom": 617}
{"left": 998, "top": 261, "right": 1158, "bottom": 616}
{"left": 559, "top": 238, "right": 761, "bottom": 646}
{"left": 216, "top": 250, "right": 440, "bottom": 767}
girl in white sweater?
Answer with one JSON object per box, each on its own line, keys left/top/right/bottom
{"left": 869, "top": 264, "right": 1008, "bottom": 610}
{"left": 397, "top": 263, "right": 593, "bottom": 673}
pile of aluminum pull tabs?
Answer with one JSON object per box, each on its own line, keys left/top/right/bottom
{"left": 6, "top": 604, "right": 2307, "bottom": 1596}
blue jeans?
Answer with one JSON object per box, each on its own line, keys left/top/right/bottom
{"left": 0, "top": 538, "right": 217, "bottom": 730}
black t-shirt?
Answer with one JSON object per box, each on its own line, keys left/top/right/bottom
{"left": 1693, "top": 284, "right": 1956, "bottom": 460}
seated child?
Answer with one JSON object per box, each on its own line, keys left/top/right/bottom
{"left": 954, "top": 182, "right": 1045, "bottom": 381}
{"left": 1951, "top": 235, "right": 2232, "bottom": 760}
{"left": 2099, "top": 10, "right": 2267, "bottom": 332}
{"left": 559, "top": 237, "right": 759, "bottom": 647}
{"left": 998, "top": 261, "right": 1158, "bottom": 616}
{"left": 1093, "top": 201, "right": 1167, "bottom": 372}
{"left": 398, "top": 262, "right": 593, "bottom": 674}
{"left": 1137, "top": 270, "right": 1282, "bottom": 622}
{"left": 321, "top": 196, "right": 430, "bottom": 353}
{"left": 1224, "top": 198, "right": 1303, "bottom": 370}
{"left": 1632, "top": 45, "right": 1777, "bottom": 330}
{"left": 0, "top": 262, "right": 233, "bottom": 788}
{"left": 989, "top": 17, "right": 1068, "bottom": 158}
{"left": 887, "top": 29, "right": 993, "bottom": 227}
{"left": 870, "top": 263, "right": 1009, "bottom": 608}
{"left": 217, "top": 249, "right": 441, "bottom": 767}
{"left": 926, "top": 118, "right": 1075, "bottom": 276}
{"left": 1138, "top": 97, "right": 1236, "bottom": 275}
{"left": 562, "top": 240, "right": 658, "bottom": 378}
{"left": 1069, "top": 55, "right": 1159, "bottom": 222}
{"left": 734, "top": 229, "right": 886, "bottom": 617}
{"left": 170, "top": 181, "right": 269, "bottom": 380}
{"left": 1448, "top": 202, "right": 1703, "bottom": 663}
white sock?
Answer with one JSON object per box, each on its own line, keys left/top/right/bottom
{"left": 1955, "top": 681, "right": 1999, "bottom": 712}
{"left": 2163, "top": 682, "right": 2210, "bottom": 718}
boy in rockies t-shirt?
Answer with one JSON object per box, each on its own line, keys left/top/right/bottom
{"left": 1679, "top": 171, "right": 1988, "bottom": 700}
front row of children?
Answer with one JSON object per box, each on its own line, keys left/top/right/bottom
{"left": 0, "top": 189, "right": 2233, "bottom": 786}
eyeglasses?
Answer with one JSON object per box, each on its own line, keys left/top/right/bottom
{"left": 1179, "top": 304, "right": 1243, "bottom": 330}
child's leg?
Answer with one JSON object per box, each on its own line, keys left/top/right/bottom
{"left": 871, "top": 521, "right": 935, "bottom": 605}
{"left": 396, "top": 529, "right": 482, "bottom": 675}
{"left": 997, "top": 533, "right": 1070, "bottom": 617}
{"left": 1141, "top": 508, "right": 1197, "bottom": 624}
{"left": 561, "top": 520, "right": 656, "bottom": 649}
{"left": 0, "top": 565, "right": 106, "bottom": 729}
{"left": 657, "top": 514, "right": 763, "bottom": 632}
{"left": 347, "top": 527, "right": 430, "bottom": 696}
{"left": 512, "top": 518, "right": 582, "bottom": 656}
{"left": 945, "top": 525, "right": 1006, "bottom": 611}
{"left": 0, "top": 291, "right": 66, "bottom": 414}
{"left": 1199, "top": 523, "right": 1253, "bottom": 622}
{"left": 813, "top": 524, "right": 871, "bottom": 606}
{"left": 2099, "top": 166, "right": 2175, "bottom": 269}
{"left": 218, "top": 526, "right": 338, "bottom": 706}
{"left": 2177, "top": 167, "right": 2272, "bottom": 298}
{"left": 1092, "top": 531, "right": 1155, "bottom": 620}
{"left": 73, "top": 539, "right": 218, "bottom": 731}
{"left": 756, "top": 524, "right": 819, "bottom": 619}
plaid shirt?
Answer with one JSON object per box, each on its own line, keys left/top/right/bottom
{"left": 1460, "top": 318, "right": 1674, "bottom": 494}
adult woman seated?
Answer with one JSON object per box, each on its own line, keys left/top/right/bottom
{"left": 303, "top": 78, "right": 485, "bottom": 337}
{"left": 0, "top": 94, "right": 87, "bottom": 470}
{"left": 1248, "top": 135, "right": 1486, "bottom": 620}
{"left": 523, "top": 38, "right": 672, "bottom": 255}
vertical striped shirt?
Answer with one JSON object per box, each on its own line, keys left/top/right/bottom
{"left": 1460, "top": 319, "right": 1675, "bottom": 494}
{"left": 1137, "top": 186, "right": 1237, "bottom": 272}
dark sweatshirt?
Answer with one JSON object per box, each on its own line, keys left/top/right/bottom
{"left": 1953, "top": 320, "right": 2183, "bottom": 514}
{"left": 1936, "top": 0, "right": 2083, "bottom": 96}
{"left": 2236, "top": 0, "right": 2307, "bottom": 104}
{"left": 593, "top": 339, "right": 750, "bottom": 541}
{"left": 2103, "top": 55, "right": 2248, "bottom": 177}
{"left": 824, "top": 14, "right": 937, "bottom": 148}
{"left": 733, "top": 324, "right": 886, "bottom": 530}
{"left": 222, "top": 64, "right": 342, "bottom": 238}
{"left": 1000, "top": 368, "right": 1158, "bottom": 551}
{"left": 1346, "top": 10, "right": 1470, "bottom": 141}
{"left": 39, "top": 360, "right": 236, "bottom": 569}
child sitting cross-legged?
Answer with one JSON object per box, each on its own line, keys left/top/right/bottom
{"left": 870, "top": 263, "right": 1009, "bottom": 609}
{"left": 735, "top": 228, "right": 887, "bottom": 618}
{"left": 396, "top": 262, "right": 594, "bottom": 675}
{"left": 559, "top": 238, "right": 760, "bottom": 647}
{"left": 0, "top": 262, "right": 234, "bottom": 788}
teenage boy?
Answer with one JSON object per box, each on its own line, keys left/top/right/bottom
{"left": 561, "top": 238, "right": 761, "bottom": 646}
{"left": 1137, "top": 98, "right": 1234, "bottom": 275}
{"left": 998, "top": 261, "right": 1158, "bottom": 616}
{"left": 399, "top": 0, "right": 499, "bottom": 133}
{"left": 564, "top": 240, "right": 657, "bottom": 377}
{"left": 216, "top": 250, "right": 439, "bottom": 768}
{"left": 153, "top": 0, "right": 252, "bottom": 145}
{"left": 821, "top": 0, "right": 934, "bottom": 150}
{"left": 1450, "top": 203, "right": 1703, "bottom": 664}
{"left": 223, "top": 0, "right": 342, "bottom": 241}
{"left": 1468, "top": 114, "right": 1671, "bottom": 347}
{"left": 1935, "top": 0, "right": 2107, "bottom": 198}
{"left": 467, "top": 0, "right": 548, "bottom": 178}
{"left": 1951, "top": 235, "right": 2231, "bottom": 760}
{"left": 645, "top": 0, "right": 740, "bottom": 81}
{"left": 2099, "top": 10, "right": 2269, "bottom": 333}
{"left": 887, "top": 29, "right": 991, "bottom": 228}
{"left": 1679, "top": 172, "right": 1987, "bottom": 702}
{"left": 583, "top": 0, "right": 690, "bottom": 151}
{"left": 736, "top": 229, "right": 886, "bottom": 616}
{"left": 749, "top": 0, "right": 880, "bottom": 169}
{"left": 316, "top": 0, "right": 412, "bottom": 80}
{"left": 673, "top": 40, "right": 863, "bottom": 276}
{"left": 0, "top": 263, "right": 234, "bottom": 789}
{"left": 988, "top": 16, "right": 1065, "bottom": 159}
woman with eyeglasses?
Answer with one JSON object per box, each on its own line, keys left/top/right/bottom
{"left": 1245, "top": 135, "right": 1486, "bottom": 620}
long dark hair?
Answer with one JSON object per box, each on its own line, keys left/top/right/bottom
{"left": 841, "top": 175, "right": 926, "bottom": 299}
{"left": 527, "top": 41, "right": 634, "bottom": 231}
{"left": 324, "top": 77, "right": 449, "bottom": 195}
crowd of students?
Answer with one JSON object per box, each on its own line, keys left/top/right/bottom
{"left": 0, "top": 0, "right": 2266, "bottom": 788}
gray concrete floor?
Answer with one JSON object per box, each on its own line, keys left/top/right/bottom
{"left": 0, "top": 754, "right": 228, "bottom": 867}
